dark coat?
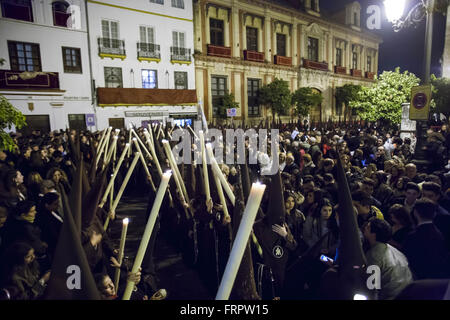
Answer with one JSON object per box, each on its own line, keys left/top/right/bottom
{"left": 402, "top": 223, "right": 450, "bottom": 280}
{"left": 35, "top": 207, "right": 62, "bottom": 258}
{"left": 1, "top": 217, "right": 47, "bottom": 257}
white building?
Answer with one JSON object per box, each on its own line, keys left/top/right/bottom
{"left": 87, "top": 0, "right": 197, "bottom": 130}
{"left": 0, "top": 0, "right": 94, "bottom": 134}
{"left": 0, "top": 0, "right": 197, "bottom": 133}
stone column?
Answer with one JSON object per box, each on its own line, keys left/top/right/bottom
{"left": 232, "top": 7, "right": 240, "bottom": 57}
{"left": 292, "top": 22, "right": 298, "bottom": 65}
{"left": 443, "top": 4, "right": 450, "bottom": 77}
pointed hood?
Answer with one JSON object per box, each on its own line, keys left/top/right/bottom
{"left": 69, "top": 159, "right": 83, "bottom": 233}
{"left": 265, "top": 170, "right": 285, "bottom": 226}
{"left": 44, "top": 185, "right": 101, "bottom": 300}
{"left": 81, "top": 164, "right": 109, "bottom": 231}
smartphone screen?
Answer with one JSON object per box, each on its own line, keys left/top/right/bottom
{"left": 320, "top": 255, "right": 333, "bottom": 264}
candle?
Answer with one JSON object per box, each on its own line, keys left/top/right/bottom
{"left": 205, "top": 143, "right": 230, "bottom": 219}
{"left": 114, "top": 217, "right": 129, "bottom": 290}
{"left": 131, "top": 129, "right": 152, "bottom": 159}
{"left": 110, "top": 152, "right": 140, "bottom": 213}
{"left": 99, "top": 143, "right": 130, "bottom": 209}
{"left": 212, "top": 157, "right": 235, "bottom": 206}
{"left": 97, "top": 128, "right": 107, "bottom": 153}
{"left": 105, "top": 135, "right": 118, "bottom": 165}
{"left": 215, "top": 182, "right": 266, "bottom": 300}
{"left": 199, "top": 131, "right": 211, "bottom": 203}
{"left": 97, "top": 126, "right": 112, "bottom": 166}
{"left": 122, "top": 171, "right": 172, "bottom": 300}
{"left": 133, "top": 138, "right": 156, "bottom": 192}
{"left": 162, "top": 140, "right": 185, "bottom": 203}
{"left": 127, "top": 124, "right": 133, "bottom": 157}
{"left": 109, "top": 173, "right": 114, "bottom": 209}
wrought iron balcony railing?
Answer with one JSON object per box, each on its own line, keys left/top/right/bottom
{"left": 98, "top": 38, "right": 126, "bottom": 59}
{"left": 170, "top": 47, "right": 191, "bottom": 63}
{"left": 137, "top": 42, "right": 161, "bottom": 61}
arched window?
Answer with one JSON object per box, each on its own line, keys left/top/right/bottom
{"left": 1, "top": 0, "right": 33, "bottom": 22}
{"left": 52, "top": 1, "right": 70, "bottom": 27}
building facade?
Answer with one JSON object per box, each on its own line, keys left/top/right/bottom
{"left": 193, "top": 0, "right": 382, "bottom": 124}
{"left": 0, "top": 0, "right": 197, "bottom": 133}
{"left": 87, "top": 0, "right": 197, "bottom": 129}
{"left": 0, "top": 0, "right": 93, "bottom": 134}
{"left": 443, "top": 4, "right": 450, "bottom": 78}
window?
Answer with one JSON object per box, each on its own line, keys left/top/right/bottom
{"left": 174, "top": 71, "right": 187, "bottom": 89}
{"left": 171, "top": 0, "right": 184, "bottom": 9}
{"left": 102, "top": 19, "right": 119, "bottom": 41}
{"left": 246, "top": 27, "right": 258, "bottom": 52}
{"left": 140, "top": 26, "right": 154, "bottom": 44}
{"left": 142, "top": 70, "right": 157, "bottom": 89}
{"left": 211, "top": 76, "right": 227, "bottom": 116}
{"left": 210, "top": 18, "right": 224, "bottom": 47}
{"left": 354, "top": 12, "right": 359, "bottom": 26}
{"left": 150, "top": 0, "right": 163, "bottom": 4}
{"left": 247, "top": 79, "right": 260, "bottom": 117}
{"left": 1, "top": 0, "right": 33, "bottom": 22}
{"left": 367, "top": 56, "right": 372, "bottom": 72}
{"left": 276, "top": 34, "right": 286, "bottom": 57}
{"left": 109, "top": 118, "right": 125, "bottom": 129}
{"left": 352, "top": 51, "right": 358, "bottom": 70}
{"left": 173, "top": 31, "right": 185, "bottom": 48}
{"left": 308, "top": 37, "right": 319, "bottom": 62}
{"left": 8, "top": 41, "right": 41, "bottom": 71}
{"left": 62, "top": 47, "right": 82, "bottom": 73}
{"left": 311, "top": 0, "right": 317, "bottom": 11}
{"left": 52, "top": 1, "right": 70, "bottom": 27}
{"left": 336, "top": 48, "right": 342, "bottom": 67}
{"left": 19, "top": 115, "right": 50, "bottom": 136}
{"left": 104, "top": 67, "right": 122, "bottom": 88}
{"left": 68, "top": 114, "right": 87, "bottom": 131}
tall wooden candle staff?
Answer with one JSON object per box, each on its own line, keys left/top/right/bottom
{"left": 216, "top": 182, "right": 266, "bottom": 300}
{"left": 122, "top": 171, "right": 172, "bottom": 300}
{"left": 114, "top": 217, "right": 129, "bottom": 290}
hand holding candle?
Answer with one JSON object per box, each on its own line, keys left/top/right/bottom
{"left": 114, "top": 217, "right": 129, "bottom": 290}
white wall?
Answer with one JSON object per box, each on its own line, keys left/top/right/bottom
{"left": 0, "top": 0, "right": 94, "bottom": 131}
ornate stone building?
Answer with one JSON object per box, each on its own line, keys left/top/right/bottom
{"left": 193, "top": 0, "right": 382, "bottom": 124}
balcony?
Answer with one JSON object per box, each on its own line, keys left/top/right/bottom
{"left": 207, "top": 44, "right": 231, "bottom": 58}
{"left": 0, "top": 70, "right": 60, "bottom": 90}
{"left": 137, "top": 42, "right": 161, "bottom": 62}
{"left": 351, "top": 69, "right": 362, "bottom": 77}
{"left": 274, "top": 55, "right": 292, "bottom": 66}
{"left": 334, "top": 66, "right": 347, "bottom": 75}
{"left": 170, "top": 47, "right": 191, "bottom": 65}
{"left": 303, "top": 59, "right": 329, "bottom": 71}
{"left": 98, "top": 38, "right": 126, "bottom": 60}
{"left": 366, "top": 71, "right": 375, "bottom": 80}
{"left": 243, "top": 50, "right": 264, "bottom": 63}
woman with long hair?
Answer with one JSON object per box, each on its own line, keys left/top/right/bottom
{"left": 0, "top": 242, "right": 50, "bottom": 300}
{"left": 0, "top": 169, "right": 27, "bottom": 210}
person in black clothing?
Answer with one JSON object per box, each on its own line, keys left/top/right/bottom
{"left": 387, "top": 204, "right": 414, "bottom": 250}
{"left": 402, "top": 199, "right": 450, "bottom": 280}
{"left": 35, "top": 192, "right": 62, "bottom": 259}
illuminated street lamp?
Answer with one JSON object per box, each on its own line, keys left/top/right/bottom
{"left": 384, "top": 0, "right": 407, "bottom": 23}
{"left": 384, "top": 0, "right": 436, "bottom": 166}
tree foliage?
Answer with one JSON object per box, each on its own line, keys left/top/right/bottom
{"left": 349, "top": 68, "right": 421, "bottom": 124}
{"left": 216, "top": 92, "right": 240, "bottom": 119}
{"left": 0, "top": 96, "right": 27, "bottom": 151}
{"left": 291, "top": 87, "right": 323, "bottom": 117}
{"left": 431, "top": 75, "right": 450, "bottom": 117}
{"left": 258, "top": 78, "right": 292, "bottom": 118}
{"left": 335, "top": 84, "right": 362, "bottom": 116}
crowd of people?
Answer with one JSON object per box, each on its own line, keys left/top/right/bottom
{"left": 0, "top": 119, "right": 449, "bottom": 300}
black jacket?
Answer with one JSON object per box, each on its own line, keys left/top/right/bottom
{"left": 402, "top": 223, "right": 450, "bottom": 280}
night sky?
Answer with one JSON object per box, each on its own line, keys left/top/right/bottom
{"left": 320, "top": 0, "right": 447, "bottom": 80}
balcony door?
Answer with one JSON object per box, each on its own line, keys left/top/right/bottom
{"left": 246, "top": 27, "right": 258, "bottom": 52}
{"left": 276, "top": 34, "right": 286, "bottom": 57}
{"left": 20, "top": 115, "right": 50, "bottom": 136}
{"left": 210, "top": 18, "right": 224, "bottom": 46}
{"left": 102, "top": 20, "right": 119, "bottom": 48}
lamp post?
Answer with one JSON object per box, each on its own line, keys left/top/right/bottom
{"left": 384, "top": 0, "right": 435, "bottom": 167}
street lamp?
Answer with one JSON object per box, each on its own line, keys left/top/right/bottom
{"left": 384, "top": 0, "right": 436, "bottom": 166}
